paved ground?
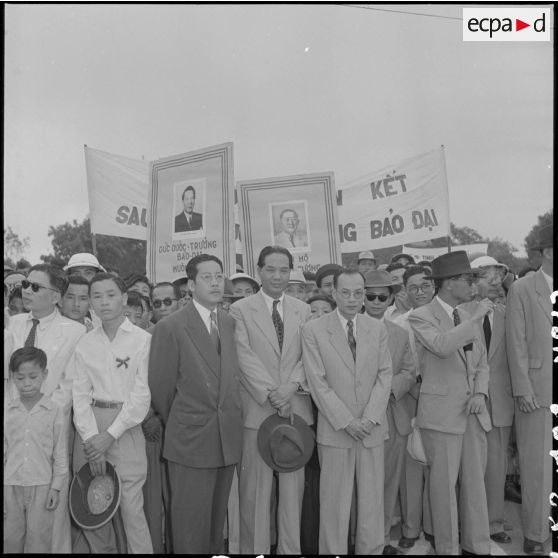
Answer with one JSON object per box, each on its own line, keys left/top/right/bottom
{"left": 387, "top": 500, "right": 553, "bottom": 555}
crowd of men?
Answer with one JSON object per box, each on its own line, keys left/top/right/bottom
{"left": 3, "top": 222, "right": 553, "bottom": 555}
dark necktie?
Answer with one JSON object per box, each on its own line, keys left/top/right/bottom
{"left": 347, "top": 319, "right": 357, "bottom": 362}
{"left": 210, "top": 311, "right": 221, "bottom": 355}
{"left": 483, "top": 313, "right": 492, "bottom": 353}
{"left": 289, "top": 234, "right": 295, "bottom": 247}
{"left": 453, "top": 308, "right": 472, "bottom": 352}
{"left": 24, "top": 318, "right": 40, "bottom": 348}
{"left": 272, "top": 300, "right": 284, "bottom": 352}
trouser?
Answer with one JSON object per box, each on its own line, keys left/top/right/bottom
{"left": 515, "top": 405, "right": 552, "bottom": 543}
{"left": 168, "top": 460, "right": 234, "bottom": 554}
{"left": 485, "top": 424, "right": 512, "bottom": 535}
{"left": 143, "top": 437, "right": 165, "bottom": 553}
{"left": 225, "top": 464, "right": 240, "bottom": 553}
{"left": 239, "top": 427, "right": 304, "bottom": 554}
{"left": 4, "top": 484, "right": 54, "bottom": 553}
{"left": 73, "top": 406, "right": 153, "bottom": 554}
{"left": 421, "top": 415, "right": 490, "bottom": 555}
{"left": 400, "top": 449, "right": 426, "bottom": 539}
{"left": 318, "top": 442, "right": 384, "bottom": 555}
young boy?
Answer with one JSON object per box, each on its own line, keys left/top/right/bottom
{"left": 4, "top": 347, "right": 68, "bottom": 553}
{"left": 61, "top": 275, "right": 98, "bottom": 332}
{"left": 71, "top": 273, "right": 153, "bottom": 553}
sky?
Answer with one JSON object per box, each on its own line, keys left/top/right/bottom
{"left": 4, "top": 4, "right": 553, "bottom": 263}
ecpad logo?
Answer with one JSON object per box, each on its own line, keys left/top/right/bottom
{"left": 463, "top": 8, "right": 550, "bottom": 41}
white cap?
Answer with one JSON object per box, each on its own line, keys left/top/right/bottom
{"left": 470, "top": 256, "right": 508, "bottom": 272}
{"left": 358, "top": 250, "right": 375, "bottom": 262}
{"left": 64, "top": 253, "right": 106, "bottom": 272}
{"left": 288, "top": 269, "right": 306, "bottom": 284}
{"left": 230, "top": 272, "right": 259, "bottom": 289}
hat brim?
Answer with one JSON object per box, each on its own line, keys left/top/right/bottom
{"left": 364, "top": 282, "right": 402, "bottom": 294}
{"left": 70, "top": 462, "right": 121, "bottom": 530}
{"left": 257, "top": 414, "right": 315, "bottom": 473}
{"left": 429, "top": 266, "right": 483, "bottom": 280}
{"left": 64, "top": 264, "right": 106, "bottom": 273}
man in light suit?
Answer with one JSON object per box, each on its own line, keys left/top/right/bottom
{"left": 273, "top": 209, "right": 308, "bottom": 250}
{"left": 506, "top": 224, "right": 553, "bottom": 556}
{"left": 148, "top": 254, "right": 243, "bottom": 554}
{"left": 462, "top": 256, "right": 514, "bottom": 545}
{"left": 302, "top": 268, "right": 392, "bottom": 555}
{"left": 8, "top": 264, "right": 86, "bottom": 553}
{"left": 174, "top": 185, "right": 203, "bottom": 232}
{"left": 363, "top": 270, "right": 416, "bottom": 555}
{"left": 229, "top": 245, "right": 313, "bottom": 555}
{"left": 408, "top": 251, "right": 492, "bottom": 555}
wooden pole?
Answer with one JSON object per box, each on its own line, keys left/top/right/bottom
{"left": 440, "top": 144, "right": 451, "bottom": 253}
{"left": 91, "top": 233, "right": 98, "bottom": 257}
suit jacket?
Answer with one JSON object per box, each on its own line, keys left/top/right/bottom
{"left": 175, "top": 211, "right": 203, "bottom": 232}
{"left": 461, "top": 301, "right": 514, "bottom": 427}
{"left": 384, "top": 319, "right": 417, "bottom": 436}
{"left": 229, "top": 292, "right": 313, "bottom": 429}
{"left": 302, "top": 311, "right": 393, "bottom": 449}
{"left": 408, "top": 298, "right": 491, "bottom": 435}
{"left": 8, "top": 309, "right": 86, "bottom": 409}
{"left": 148, "top": 303, "right": 242, "bottom": 468}
{"left": 274, "top": 230, "right": 308, "bottom": 250}
{"left": 505, "top": 269, "right": 552, "bottom": 407}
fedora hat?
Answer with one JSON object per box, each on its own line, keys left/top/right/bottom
{"left": 69, "top": 461, "right": 121, "bottom": 530}
{"left": 528, "top": 224, "right": 553, "bottom": 251}
{"left": 429, "top": 250, "right": 482, "bottom": 280}
{"left": 257, "top": 413, "right": 315, "bottom": 473}
{"left": 363, "top": 270, "right": 402, "bottom": 294}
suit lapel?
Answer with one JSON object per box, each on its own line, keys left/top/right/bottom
{"left": 327, "top": 312, "right": 355, "bottom": 372}
{"left": 281, "top": 296, "right": 301, "bottom": 354}
{"left": 216, "top": 309, "right": 232, "bottom": 403}
{"left": 489, "top": 306, "right": 504, "bottom": 359}
{"left": 183, "top": 304, "right": 220, "bottom": 378}
{"left": 355, "top": 314, "right": 371, "bottom": 379}
{"left": 432, "top": 299, "right": 467, "bottom": 365}
{"left": 250, "top": 293, "right": 281, "bottom": 356}
{"left": 534, "top": 270, "right": 552, "bottom": 325}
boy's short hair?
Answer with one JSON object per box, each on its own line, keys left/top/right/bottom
{"left": 63, "top": 274, "right": 90, "bottom": 295}
{"left": 403, "top": 265, "right": 432, "bottom": 286}
{"left": 10, "top": 347, "right": 47, "bottom": 373}
{"left": 124, "top": 273, "right": 151, "bottom": 291}
{"left": 89, "top": 273, "right": 127, "bottom": 294}
{"left": 125, "top": 290, "right": 144, "bottom": 311}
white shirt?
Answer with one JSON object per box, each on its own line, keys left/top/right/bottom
{"left": 261, "top": 290, "right": 285, "bottom": 321}
{"left": 21, "top": 307, "right": 59, "bottom": 345}
{"left": 436, "top": 295, "right": 456, "bottom": 320}
{"left": 336, "top": 309, "right": 358, "bottom": 339}
{"left": 192, "top": 298, "right": 217, "bottom": 335}
{"left": 71, "top": 318, "right": 151, "bottom": 441}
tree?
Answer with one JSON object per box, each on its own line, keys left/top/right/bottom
{"left": 41, "top": 217, "right": 147, "bottom": 277}
{"left": 4, "top": 227, "right": 30, "bottom": 262}
{"left": 524, "top": 209, "right": 553, "bottom": 268}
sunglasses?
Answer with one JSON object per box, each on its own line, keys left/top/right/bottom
{"left": 21, "top": 280, "right": 58, "bottom": 293}
{"left": 365, "top": 293, "right": 390, "bottom": 302}
{"left": 152, "top": 297, "right": 177, "bottom": 309}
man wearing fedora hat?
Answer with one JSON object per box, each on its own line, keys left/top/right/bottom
{"left": 408, "top": 250, "right": 493, "bottom": 555}
{"left": 363, "top": 270, "right": 416, "bottom": 555}
{"left": 506, "top": 223, "right": 553, "bottom": 555}
{"left": 302, "top": 267, "right": 392, "bottom": 555}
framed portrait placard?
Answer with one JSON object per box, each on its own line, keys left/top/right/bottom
{"left": 237, "top": 172, "right": 341, "bottom": 277}
{"left": 147, "top": 143, "right": 235, "bottom": 282}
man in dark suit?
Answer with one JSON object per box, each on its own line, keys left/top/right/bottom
{"left": 148, "top": 254, "right": 243, "bottom": 553}
{"left": 175, "top": 185, "right": 203, "bottom": 232}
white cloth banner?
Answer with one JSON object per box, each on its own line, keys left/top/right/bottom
{"left": 85, "top": 146, "right": 150, "bottom": 240}
{"left": 337, "top": 148, "right": 450, "bottom": 252}
{"left": 401, "top": 243, "right": 489, "bottom": 263}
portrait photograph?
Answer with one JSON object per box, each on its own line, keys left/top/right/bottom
{"left": 172, "top": 177, "right": 206, "bottom": 239}
{"left": 269, "top": 200, "right": 311, "bottom": 253}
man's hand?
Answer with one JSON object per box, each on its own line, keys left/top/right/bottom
{"left": 46, "top": 488, "right": 60, "bottom": 510}
{"left": 83, "top": 432, "right": 115, "bottom": 461}
{"left": 360, "top": 418, "right": 376, "bottom": 434}
{"left": 345, "top": 419, "right": 368, "bottom": 441}
{"left": 277, "top": 402, "right": 294, "bottom": 424}
{"left": 466, "top": 393, "right": 486, "bottom": 415}
{"left": 470, "top": 300, "right": 493, "bottom": 322}
{"left": 89, "top": 455, "right": 107, "bottom": 477}
{"left": 268, "top": 383, "right": 298, "bottom": 409}
{"left": 142, "top": 414, "right": 163, "bottom": 442}
{"left": 517, "top": 395, "right": 539, "bottom": 413}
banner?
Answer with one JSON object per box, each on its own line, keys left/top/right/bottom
{"left": 147, "top": 143, "right": 235, "bottom": 282}
{"left": 337, "top": 148, "right": 450, "bottom": 252}
{"left": 237, "top": 172, "right": 341, "bottom": 277}
{"left": 401, "top": 243, "right": 489, "bottom": 263}
{"left": 85, "top": 146, "right": 150, "bottom": 240}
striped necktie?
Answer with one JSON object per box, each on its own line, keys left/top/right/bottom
{"left": 210, "top": 311, "right": 221, "bottom": 355}
{"left": 453, "top": 308, "right": 472, "bottom": 352}
{"left": 347, "top": 319, "right": 357, "bottom": 362}
{"left": 272, "top": 299, "right": 284, "bottom": 352}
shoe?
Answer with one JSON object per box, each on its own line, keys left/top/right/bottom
{"left": 424, "top": 532, "right": 435, "bottom": 548}
{"left": 504, "top": 478, "right": 522, "bottom": 504}
{"left": 383, "top": 545, "right": 402, "bottom": 555}
{"left": 461, "top": 550, "right": 476, "bottom": 555}
{"left": 523, "top": 538, "right": 545, "bottom": 555}
{"left": 503, "top": 521, "right": 513, "bottom": 531}
{"left": 490, "top": 532, "right": 512, "bottom": 543}
{"left": 398, "top": 535, "right": 419, "bottom": 549}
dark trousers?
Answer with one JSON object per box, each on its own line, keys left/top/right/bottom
{"left": 167, "top": 461, "right": 235, "bottom": 554}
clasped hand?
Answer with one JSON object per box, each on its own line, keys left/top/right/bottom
{"left": 344, "top": 418, "right": 375, "bottom": 440}
{"left": 268, "top": 383, "right": 298, "bottom": 409}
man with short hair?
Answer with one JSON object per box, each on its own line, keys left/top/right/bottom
{"left": 506, "top": 224, "right": 553, "bottom": 556}
{"left": 125, "top": 273, "right": 152, "bottom": 298}
{"left": 363, "top": 270, "right": 416, "bottom": 555}
{"left": 385, "top": 263, "right": 413, "bottom": 321}
{"left": 61, "top": 275, "right": 97, "bottom": 331}
{"left": 391, "top": 253, "right": 416, "bottom": 268}
{"left": 273, "top": 209, "right": 308, "bottom": 249}
{"left": 175, "top": 185, "right": 203, "bottom": 232}
{"left": 230, "top": 245, "right": 313, "bottom": 555}
{"left": 150, "top": 282, "right": 180, "bottom": 324}
{"left": 409, "top": 251, "right": 492, "bottom": 555}
{"left": 64, "top": 253, "right": 105, "bottom": 282}
{"left": 302, "top": 268, "right": 392, "bottom": 554}
{"left": 357, "top": 251, "right": 377, "bottom": 274}
{"left": 314, "top": 263, "right": 342, "bottom": 299}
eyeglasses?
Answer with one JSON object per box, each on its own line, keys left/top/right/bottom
{"left": 197, "top": 273, "right": 225, "bottom": 284}
{"left": 407, "top": 283, "right": 434, "bottom": 295}
{"left": 21, "top": 280, "right": 59, "bottom": 293}
{"left": 365, "top": 293, "right": 390, "bottom": 302}
{"left": 450, "top": 275, "right": 475, "bottom": 286}
{"left": 337, "top": 289, "right": 364, "bottom": 300}
{"left": 152, "top": 297, "right": 177, "bottom": 309}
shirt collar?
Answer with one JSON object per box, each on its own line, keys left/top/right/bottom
{"left": 261, "top": 290, "right": 285, "bottom": 312}
{"left": 436, "top": 295, "right": 456, "bottom": 319}
{"left": 92, "top": 316, "right": 134, "bottom": 338}
{"left": 192, "top": 298, "right": 213, "bottom": 323}
{"left": 541, "top": 268, "right": 553, "bottom": 290}
{"left": 28, "top": 307, "right": 59, "bottom": 330}
{"left": 336, "top": 309, "right": 358, "bottom": 330}
{"left": 8, "top": 393, "right": 51, "bottom": 411}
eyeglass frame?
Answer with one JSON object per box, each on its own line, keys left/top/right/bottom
{"left": 21, "top": 279, "right": 59, "bottom": 293}
{"left": 365, "top": 293, "right": 391, "bottom": 302}
{"left": 152, "top": 297, "right": 178, "bottom": 308}
{"left": 197, "top": 273, "right": 225, "bottom": 284}
{"left": 406, "top": 282, "right": 434, "bottom": 295}
{"left": 336, "top": 289, "right": 365, "bottom": 300}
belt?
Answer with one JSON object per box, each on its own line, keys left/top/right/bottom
{"left": 91, "top": 399, "right": 123, "bottom": 409}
